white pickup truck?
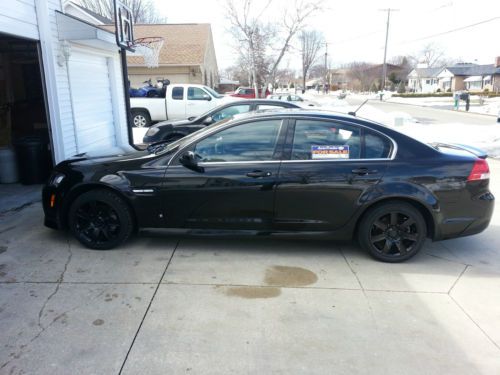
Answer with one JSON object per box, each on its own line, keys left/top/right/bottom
{"left": 130, "top": 84, "right": 238, "bottom": 127}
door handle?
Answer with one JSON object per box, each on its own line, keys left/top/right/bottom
{"left": 246, "top": 171, "right": 272, "bottom": 178}
{"left": 351, "top": 168, "right": 378, "bottom": 175}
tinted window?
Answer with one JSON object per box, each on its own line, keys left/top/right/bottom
{"left": 188, "top": 87, "right": 208, "bottom": 100}
{"left": 365, "top": 130, "right": 392, "bottom": 159}
{"left": 292, "top": 120, "right": 361, "bottom": 160}
{"left": 194, "top": 120, "right": 282, "bottom": 162}
{"left": 172, "top": 87, "right": 183, "bottom": 100}
{"left": 211, "top": 104, "right": 251, "bottom": 122}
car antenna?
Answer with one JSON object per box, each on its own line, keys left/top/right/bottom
{"left": 348, "top": 99, "right": 368, "bottom": 117}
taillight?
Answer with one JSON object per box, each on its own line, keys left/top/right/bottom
{"left": 467, "top": 159, "right": 490, "bottom": 181}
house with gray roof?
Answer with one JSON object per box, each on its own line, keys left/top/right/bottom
{"left": 437, "top": 59, "right": 500, "bottom": 92}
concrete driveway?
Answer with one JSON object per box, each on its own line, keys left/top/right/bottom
{"left": 1, "top": 162, "right": 500, "bottom": 375}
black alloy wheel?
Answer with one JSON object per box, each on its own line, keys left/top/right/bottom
{"left": 358, "top": 202, "right": 426, "bottom": 262}
{"left": 69, "top": 190, "right": 134, "bottom": 250}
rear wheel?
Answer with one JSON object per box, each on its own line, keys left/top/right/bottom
{"left": 132, "top": 110, "right": 151, "bottom": 128}
{"left": 357, "top": 202, "right": 426, "bottom": 262}
{"left": 68, "top": 190, "right": 134, "bottom": 250}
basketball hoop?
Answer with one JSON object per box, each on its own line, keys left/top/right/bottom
{"left": 133, "top": 37, "right": 164, "bottom": 68}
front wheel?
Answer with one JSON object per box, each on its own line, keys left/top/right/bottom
{"left": 357, "top": 202, "right": 427, "bottom": 262}
{"left": 68, "top": 190, "right": 134, "bottom": 250}
{"left": 132, "top": 110, "right": 151, "bottom": 128}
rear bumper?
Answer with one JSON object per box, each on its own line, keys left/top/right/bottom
{"left": 434, "top": 191, "right": 494, "bottom": 240}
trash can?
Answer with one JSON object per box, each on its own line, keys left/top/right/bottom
{"left": 0, "top": 147, "right": 18, "bottom": 183}
{"left": 13, "top": 136, "right": 51, "bottom": 185}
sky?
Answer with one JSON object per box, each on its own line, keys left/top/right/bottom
{"left": 154, "top": 0, "right": 500, "bottom": 71}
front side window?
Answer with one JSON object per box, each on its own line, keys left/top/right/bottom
{"left": 188, "top": 87, "right": 209, "bottom": 100}
{"left": 211, "top": 104, "right": 251, "bottom": 122}
{"left": 291, "top": 120, "right": 361, "bottom": 160}
{"left": 172, "top": 87, "right": 184, "bottom": 100}
{"left": 194, "top": 120, "right": 282, "bottom": 162}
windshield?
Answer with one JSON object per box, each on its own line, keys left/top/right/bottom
{"left": 204, "top": 86, "right": 224, "bottom": 99}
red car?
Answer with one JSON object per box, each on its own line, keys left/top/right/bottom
{"left": 230, "top": 87, "right": 271, "bottom": 98}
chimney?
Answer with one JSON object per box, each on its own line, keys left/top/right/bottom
{"left": 496, "top": 56, "right": 500, "bottom": 68}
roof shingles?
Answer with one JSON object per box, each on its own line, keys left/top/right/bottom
{"left": 102, "top": 24, "right": 211, "bottom": 66}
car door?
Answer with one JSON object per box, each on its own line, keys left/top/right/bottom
{"left": 274, "top": 118, "right": 393, "bottom": 231}
{"left": 161, "top": 118, "right": 287, "bottom": 230}
{"left": 186, "top": 87, "right": 213, "bottom": 117}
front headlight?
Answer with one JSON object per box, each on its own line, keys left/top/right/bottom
{"left": 146, "top": 127, "right": 160, "bottom": 136}
{"left": 49, "top": 172, "right": 65, "bottom": 187}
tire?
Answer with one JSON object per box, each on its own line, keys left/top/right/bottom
{"left": 132, "top": 110, "right": 151, "bottom": 128}
{"left": 357, "top": 201, "right": 427, "bottom": 262}
{"left": 68, "top": 189, "right": 134, "bottom": 250}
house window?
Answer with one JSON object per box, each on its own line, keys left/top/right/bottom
{"left": 425, "top": 79, "right": 431, "bottom": 84}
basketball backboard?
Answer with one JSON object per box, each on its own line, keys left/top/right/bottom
{"left": 113, "top": 0, "right": 134, "bottom": 51}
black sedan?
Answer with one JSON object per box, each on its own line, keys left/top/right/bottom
{"left": 43, "top": 110, "right": 494, "bottom": 262}
{"left": 142, "top": 99, "right": 300, "bottom": 144}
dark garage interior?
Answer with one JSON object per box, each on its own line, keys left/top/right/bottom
{"left": 0, "top": 34, "right": 53, "bottom": 211}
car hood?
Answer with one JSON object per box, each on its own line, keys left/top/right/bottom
{"left": 149, "top": 119, "right": 192, "bottom": 131}
{"left": 60, "top": 150, "right": 155, "bottom": 168}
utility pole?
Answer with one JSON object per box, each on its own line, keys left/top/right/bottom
{"left": 324, "top": 42, "right": 328, "bottom": 94}
{"left": 380, "top": 8, "right": 398, "bottom": 93}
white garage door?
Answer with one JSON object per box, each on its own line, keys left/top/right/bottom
{"left": 68, "top": 51, "right": 116, "bottom": 152}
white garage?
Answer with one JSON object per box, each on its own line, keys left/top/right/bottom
{"left": 0, "top": 0, "right": 132, "bottom": 184}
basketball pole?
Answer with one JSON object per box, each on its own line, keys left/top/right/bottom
{"left": 119, "top": 47, "right": 140, "bottom": 150}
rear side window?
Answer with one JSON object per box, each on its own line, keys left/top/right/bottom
{"left": 292, "top": 120, "right": 361, "bottom": 160}
{"left": 172, "top": 87, "right": 184, "bottom": 100}
{"left": 365, "top": 130, "right": 392, "bottom": 159}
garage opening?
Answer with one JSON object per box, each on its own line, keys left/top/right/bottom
{"left": 0, "top": 34, "right": 53, "bottom": 211}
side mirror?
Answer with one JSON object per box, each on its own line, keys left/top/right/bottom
{"left": 203, "top": 116, "right": 213, "bottom": 125}
{"left": 202, "top": 94, "right": 212, "bottom": 101}
{"left": 179, "top": 151, "right": 204, "bottom": 172}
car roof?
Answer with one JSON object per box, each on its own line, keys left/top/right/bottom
{"left": 222, "top": 99, "right": 300, "bottom": 107}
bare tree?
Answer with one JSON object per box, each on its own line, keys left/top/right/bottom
{"left": 409, "top": 43, "right": 456, "bottom": 68}
{"left": 77, "top": 0, "right": 166, "bottom": 24}
{"left": 225, "top": 0, "right": 322, "bottom": 97}
{"left": 346, "top": 62, "right": 379, "bottom": 91}
{"left": 299, "top": 29, "right": 323, "bottom": 92}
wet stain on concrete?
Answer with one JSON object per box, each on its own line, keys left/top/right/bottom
{"left": 93, "top": 319, "right": 104, "bottom": 326}
{"left": 264, "top": 265, "right": 318, "bottom": 287}
{"left": 0, "top": 245, "right": 7, "bottom": 254}
{"left": 225, "top": 286, "right": 281, "bottom": 299}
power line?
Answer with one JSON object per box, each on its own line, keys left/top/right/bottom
{"left": 403, "top": 16, "right": 500, "bottom": 44}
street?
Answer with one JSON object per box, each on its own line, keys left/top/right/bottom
{"left": 346, "top": 97, "right": 497, "bottom": 126}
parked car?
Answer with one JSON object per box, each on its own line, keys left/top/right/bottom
{"left": 130, "top": 84, "right": 238, "bottom": 127}
{"left": 43, "top": 110, "right": 494, "bottom": 262}
{"left": 230, "top": 87, "right": 271, "bottom": 98}
{"left": 267, "top": 93, "right": 317, "bottom": 107}
{"left": 142, "top": 99, "right": 301, "bottom": 144}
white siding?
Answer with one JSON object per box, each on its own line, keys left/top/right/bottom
{"left": 68, "top": 51, "right": 116, "bottom": 152}
{"left": 34, "top": 0, "right": 131, "bottom": 162}
{"left": 0, "top": 0, "right": 38, "bottom": 40}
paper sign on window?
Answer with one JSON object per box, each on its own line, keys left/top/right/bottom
{"left": 311, "top": 145, "right": 350, "bottom": 159}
